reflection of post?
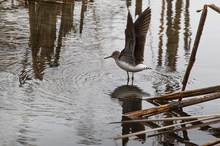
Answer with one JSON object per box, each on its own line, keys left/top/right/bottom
{"left": 145, "top": 119, "right": 195, "bottom": 145}
{"left": 146, "top": 100, "right": 197, "bottom": 145}
{"left": 180, "top": 0, "right": 191, "bottom": 132}
{"left": 19, "top": 1, "right": 38, "bottom": 85}
{"left": 39, "top": 2, "right": 57, "bottom": 68}
{"left": 19, "top": 48, "right": 31, "bottom": 86}
{"left": 158, "top": 0, "right": 191, "bottom": 68}
{"left": 157, "top": 0, "right": 165, "bottom": 67}
{"left": 158, "top": 113, "right": 175, "bottom": 145}
{"left": 29, "top": 2, "right": 59, "bottom": 80}
{"left": 26, "top": 1, "right": 75, "bottom": 83}
{"left": 80, "top": 0, "right": 87, "bottom": 34}
{"left": 28, "top": 1, "right": 43, "bottom": 80}
{"left": 135, "top": 0, "right": 142, "bottom": 16}
{"left": 56, "top": 0, "right": 75, "bottom": 66}
{"left": 121, "top": 99, "right": 145, "bottom": 146}
{"left": 183, "top": 0, "right": 191, "bottom": 52}
{"left": 165, "top": 0, "right": 182, "bottom": 71}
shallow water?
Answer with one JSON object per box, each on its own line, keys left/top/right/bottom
{"left": 0, "top": 0, "right": 220, "bottom": 146}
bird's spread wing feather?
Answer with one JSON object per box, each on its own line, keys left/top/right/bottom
{"left": 134, "top": 7, "right": 151, "bottom": 65}
{"left": 119, "top": 10, "right": 136, "bottom": 65}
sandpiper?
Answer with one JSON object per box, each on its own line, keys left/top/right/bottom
{"left": 104, "top": 7, "right": 151, "bottom": 84}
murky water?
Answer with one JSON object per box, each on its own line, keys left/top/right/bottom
{"left": 1, "top": 0, "right": 220, "bottom": 146}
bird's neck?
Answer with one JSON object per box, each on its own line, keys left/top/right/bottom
{"left": 114, "top": 55, "right": 120, "bottom": 61}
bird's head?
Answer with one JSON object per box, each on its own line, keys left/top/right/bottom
{"left": 104, "top": 51, "right": 120, "bottom": 60}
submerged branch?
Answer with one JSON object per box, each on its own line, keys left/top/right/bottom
{"left": 202, "top": 138, "right": 220, "bottom": 146}
{"left": 148, "top": 119, "right": 220, "bottom": 138}
{"left": 147, "top": 85, "right": 220, "bottom": 101}
{"left": 110, "top": 114, "right": 220, "bottom": 124}
{"left": 125, "top": 92, "right": 220, "bottom": 117}
{"left": 114, "top": 116, "right": 220, "bottom": 140}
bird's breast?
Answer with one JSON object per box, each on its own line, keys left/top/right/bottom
{"left": 115, "top": 60, "right": 147, "bottom": 72}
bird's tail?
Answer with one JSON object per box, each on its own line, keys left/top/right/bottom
{"left": 145, "top": 67, "right": 152, "bottom": 70}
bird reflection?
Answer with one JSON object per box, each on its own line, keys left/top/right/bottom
{"left": 111, "top": 85, "right": 150, "bottom": 145}
{"left": 111, "top": 85, "right": 150, "bottom": 100}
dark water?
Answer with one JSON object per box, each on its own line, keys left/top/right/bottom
{"left": 1, "top": 0, "right": 220, "bottom": 146}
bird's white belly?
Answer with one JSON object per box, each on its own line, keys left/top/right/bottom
{"left": 116, "top": 60, "right": 147, "bottom": 72}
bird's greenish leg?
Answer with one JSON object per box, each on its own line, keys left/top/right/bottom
{"left": 131, "top": 72, "right": 134, "bottom": 85}
{"left": 132, "top": 73, "right": 134, "bottom": 81}
{"left": 126, "top": 71, "right": 130, "bottom": 85}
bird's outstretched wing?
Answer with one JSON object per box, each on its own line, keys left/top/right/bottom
{"left": 134, "top": 7, "right": 151, "bottom": 65}
{"left": 119, "top": 10, "right": 136, "bottom": 65}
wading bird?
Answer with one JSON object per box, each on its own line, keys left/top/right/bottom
{"left": 104, "top": 7, "right": 151, "bottom": 84}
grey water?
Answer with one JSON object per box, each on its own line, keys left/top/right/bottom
{"left": 0, "top": 0, "right": 220, "bottom": 146}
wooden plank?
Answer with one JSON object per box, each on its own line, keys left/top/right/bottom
{"left": 125, "top": 92, "right": 220, "bottom": 117}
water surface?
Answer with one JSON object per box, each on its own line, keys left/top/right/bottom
{"left": 1, "top": 0, "right": 220, "bottom": 146}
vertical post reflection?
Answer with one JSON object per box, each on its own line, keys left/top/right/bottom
{"left": 157, "top": 0, "right": 165, "bottom": 67}
{"left": 80, "top": 0, "right": 88, "bottom": 33}
{"left": 165, "top": 0, "right": 183, "bottom": 72}
{"left": 157, "top": 0, "right": 191, "bottom": 72}
{"left": 30, "top": 1, "right": 59, "bottom": 80}
{"left": 154, "top": 1, "right": 193, "bottom": 143}
{"left": 56, "top": 0, "right": 75, "bottom": 66}
{"left": 135, "top": 0, "right": 142, "bottom": 16}
{"left": 121, "top": 99, "right": 145, "bottom": 146}
{"left": 25, "top": 0, "right": 75, "bottom": 84}
{"left": 155, "top": 0, "right": 192, "bottom": 94}
{"left": 184, "top": 0, "right": 191, "bottom": 53}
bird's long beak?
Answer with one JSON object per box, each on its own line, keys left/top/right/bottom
{"left": 104, "top": 55, "right": 112, "bottom": 59}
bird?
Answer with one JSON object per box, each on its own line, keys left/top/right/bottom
{"left": 104, "top": 7, "right": 151, "bottom": 84}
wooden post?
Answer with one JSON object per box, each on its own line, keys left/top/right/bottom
{"left": 181, "top": 4, "right": 220, "bottom": 92}
{"left": 181, "top": 4, "right": 208, "bottom": 91}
